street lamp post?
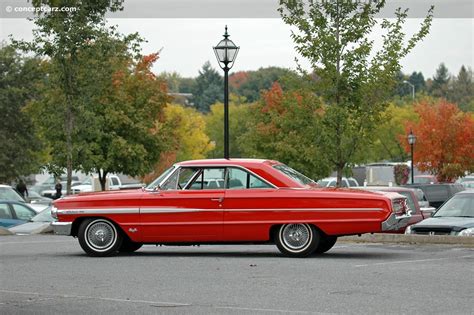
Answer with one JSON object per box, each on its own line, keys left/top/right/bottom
{"left": 407, "top": 129, "right": 417, "bottom": 184}
{"left": 213, "top": 26, "right": 239, "bottom": 159}
{"left": 403, "top": 80, "right": 415, "bottom": 100}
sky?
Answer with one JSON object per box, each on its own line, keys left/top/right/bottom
{"left": 1, "top": 1, "right": 473, "bottom": 79}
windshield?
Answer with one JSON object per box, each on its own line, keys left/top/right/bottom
{"left": 0, "top": 187, "right": 25, "bottom": 202}
{"left": 273, "top": 164, "right": 315, "bottom": 186}
{"left": 434, "top": 194, "right": 474, "bottom": 218}
{"left": 146, "top": 166, "right": 176, "bottom": 190}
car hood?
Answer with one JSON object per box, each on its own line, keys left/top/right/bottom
{"left": 414, "top": 217, "right": 474, "bottom": 229}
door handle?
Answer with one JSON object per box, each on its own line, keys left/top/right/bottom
{"left": 211, "top": 197, "right": 224, "bottom": 203}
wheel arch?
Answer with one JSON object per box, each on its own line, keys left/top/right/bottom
{"left": 71, "top": 216, "right": 124, "bottom": 237}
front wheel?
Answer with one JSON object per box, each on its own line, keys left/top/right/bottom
{"left": 78, "top": 218, "right": 123, "bottom": 257}
{"left": 275, "top": 223, "right": 320, "bottom": 258}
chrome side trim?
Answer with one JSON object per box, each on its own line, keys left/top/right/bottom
{"left": 224, "top": 208, "right": 385, "bottom": 212}
{"left": 57, "top": 208, "right": 139, "bottom": 215}
{"left": 58, "top": 207, "right": 385, "bottom": 215}
{"left": 140, "top": 207, "right": 203, "bottom": 214}
{"left": 52, "top": 222, "right": 73, "bottom": 236}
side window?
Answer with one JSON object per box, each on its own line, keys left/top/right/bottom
{"left": 12, "top": 204, "right": 36, "bottom": 220}
{"left": 328, "top": 180, "right": 336, "bottom": 187}
{"left": 162, "top": 168, "right": 200, "bottom": 190}
{"left": 227, "top": 168, "right": 272, "bottom": 189}
{"left": 0, "top": 204, "right": 13, "bottom": 219}
{"left": 227, "top": 168, "right": 247, "bottom": 189}
{"left": 341, "top": 180, "right": 349, "bottom": 187}
{"left": 111, "top": 177, "right": 120, "bottom": 186}
{"left": 187, "top": 168, "right": 226, "bottom": 190}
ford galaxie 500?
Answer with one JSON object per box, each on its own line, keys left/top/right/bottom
{"left": 52, "top": 159, "right": 411, "bottom": 257}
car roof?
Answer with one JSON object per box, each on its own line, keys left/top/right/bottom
{"left": 456, "top": 190, "right": 474, "bottom": 195}
{"left": 176, "top": 158, "right": 280, "bottom": 167}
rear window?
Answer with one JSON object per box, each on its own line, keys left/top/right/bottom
{"left": 273, "top": 164, "right": 315, "bottom": 186}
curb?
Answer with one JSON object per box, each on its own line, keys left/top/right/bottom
{"left": 340, "top": 234, "right": 474, "bottom": 246}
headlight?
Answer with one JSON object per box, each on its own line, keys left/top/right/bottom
{"left": 51, "top": 206, "right": 58, "bottom": 219}
{"left": 405, "top": 225, "right": 413, "bottom": 234}
{"left": 458, "top": 228, "right": 474, "bottom": 236}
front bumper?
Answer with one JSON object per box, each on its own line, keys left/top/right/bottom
{"left": 52, "top": 222, "right": 73, "bottom": 236}
{"left": 381, "top": 212, "right": 412, "bottom": 231}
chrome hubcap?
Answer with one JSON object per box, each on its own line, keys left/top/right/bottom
{"left": 282, "top": 224, "right": 311, "bottom": 250}
{"left": 86, "top": 221, "right": 115, "bottom": 250}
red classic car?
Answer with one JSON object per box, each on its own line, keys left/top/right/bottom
{"left": 52, "top": 159, "right": 411, "bottom": 257}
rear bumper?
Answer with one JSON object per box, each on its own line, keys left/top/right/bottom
{"left": 381, "top": 212, "right": 411, "bottom": 231}
{"left": 52, "top": 222, "right": 73, "bottom": 236}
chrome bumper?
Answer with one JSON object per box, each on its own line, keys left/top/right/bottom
{"left": 381, "top": 212, "right": 412, "bottom": 231}
{"left": 52, "top": 222, "right": 73, "bottom": 236}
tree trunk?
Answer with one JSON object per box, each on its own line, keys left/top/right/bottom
{"left": 98, "top": 170, "right": 108, "bottom": 191}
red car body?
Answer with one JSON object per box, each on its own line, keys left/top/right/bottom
{"left": 52, "top": 159, "right": 410, "bottom": 257}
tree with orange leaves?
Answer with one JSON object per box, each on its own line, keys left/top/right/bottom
{"left": 400, "top": 99, "right": 474, "bottom": 182}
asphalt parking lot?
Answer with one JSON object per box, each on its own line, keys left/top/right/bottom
{"left": 1, "top": 235, "right": 473, "bottom": 314}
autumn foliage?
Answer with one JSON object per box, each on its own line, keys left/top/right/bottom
{"left": 400, "top": 99, "right": 474, "bottom": 182}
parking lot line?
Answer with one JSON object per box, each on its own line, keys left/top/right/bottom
{"left": 216, "top": 306, "right": 316, "bottom": 314}
{"left": 354, "top": 255, "right": 473, "bottom": 268}
{"left": 0, "top": 289, "right": 190, "bottom": 307}
{"left": 0, "top": 240, "right": 71, "bottom": 245}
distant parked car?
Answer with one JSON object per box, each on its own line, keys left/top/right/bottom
{"left": 0, "top": 200, "right": 37, "bottom": 228}
{"left": 0, "top": 185, "right": 47, "bottom": 213}
{"left": 31, "top": 175, "right": 81, "bottom": 195}
{"left": 413, "top": 188, "right": 436, "bottom": 216}
{"left": 404, "top": 183, "right": 465, "bottom": 209}
{"left": 414, "top": 175, "right": 438, "bottom": 184}
{"left": 354, "top": 186, "right": 429, "bottom": 233}
{"left": 72, "top": 174, "right": 122, "bottom": 193}
{"left": 8, "top": 206, "right": 54, "bottom": 235}
{"left": 456, "top": 175, "right": 474, "bottom": 184}
{"left": 317, "top": 177, "right": 359, "bottom": 187}
{"left": 461, "top": 181, "right": 474, "bottom": 190}
{"left": 27, "top": 191, "right": 52, "bottom": 204}
{"left": 406, "top": 190, "right": 474, "bottom": 236}
{"left": 0, "top": 185, "right": 26, "bottom": 201}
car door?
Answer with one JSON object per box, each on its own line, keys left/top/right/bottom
{"left": 140, "top": 167, "right": 225, "bottom": 242}
{"left": 0, "top": 203, "right": 25, "bottom": 228}
{"left": 223, "top": 167, "right": 277, "bottom": 241}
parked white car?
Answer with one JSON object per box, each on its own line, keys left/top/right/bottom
{"left": 317, "top": 177, "right": 360, "bottom": 187}
{"left": 72, "top": 175, "right": 122, "bottom": 193}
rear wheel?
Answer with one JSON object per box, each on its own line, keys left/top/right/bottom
{"left": 78, "top": 218, "right": 123, "bottom": 257}
{"left": 313, "top": 236, "right": 337, "bottom": 254}
{"left": 275, "top": 223, "right": 320, "bottom": 257}
{"left": 119, "top": 239, "right": 143, "bottom": 253}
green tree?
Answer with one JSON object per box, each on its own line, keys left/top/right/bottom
{"left": 364, "top": 103, "right": 418, "bottom": 162}
{"left": 164, "top": 104, "right": 213, "bottom": 161}
{"left": 239, "top": 82, "right": 331, "bottom": 179}
{"left": 231, "top": 67, "right": 298, "bottom": 103}
{"left": 0, "top": 45, "right": 45, "bottom": 183}
{"left": 449, "top": 66, "right": 473, "bottom": 112}
{"left": 430, "top": 63, "right": 450, "bottom": 98}
{"left": 278, "top": 0, "right": 433, "bottom": 185}
{"left": 205, "top": 95, "right": 254, "bottom": 158}
{"left": 192, "top": 61, "right": 223, "bottom": 113}
{"left": 16, "top": 0, "right": 124, "bottom": 193}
